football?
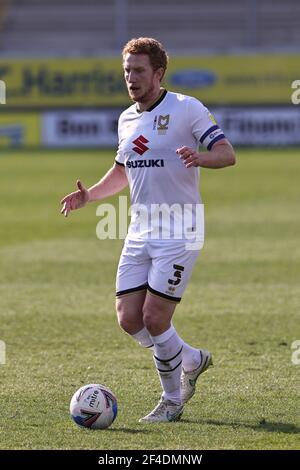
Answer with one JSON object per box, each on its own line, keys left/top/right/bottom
{"left": 70, "top": 383, "right": 118, "bottom": 429}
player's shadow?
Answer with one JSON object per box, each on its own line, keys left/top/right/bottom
{"left": 180, "top": 418, "right": 300, "bottom": 434}
{"left": 106, "top": 428, "right": 152, "bottom": 434}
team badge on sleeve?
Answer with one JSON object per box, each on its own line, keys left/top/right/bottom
{"left": 208, "top": 112, "right": 217, "bottom": 125}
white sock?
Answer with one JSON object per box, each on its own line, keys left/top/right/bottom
{"left": 131, "top": 326, "right": 200, "bottom": 371}
{"left": 151, "top": 325, "right": 183, "bottom": 405}
{"left": 132, "top": 327, "right": 154, "bottom": 349}
{"left": 182, "top": 342, "right": 201, "bottom": 372}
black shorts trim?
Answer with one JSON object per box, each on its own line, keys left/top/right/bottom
{"left": 116, "top": 284, "right": 148, "bottom": 297}
{"left": 147, "top": 285, "right": 181, "bottom": 303}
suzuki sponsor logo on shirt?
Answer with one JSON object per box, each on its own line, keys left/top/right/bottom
{"left": 132, "top": 135, "right": 149, "bottom": 155}
{"left": 126, "top": 159, "right": 164, "bottom": 168}
{"left": 130, "top": 134, "right": 164, "bottom": 168}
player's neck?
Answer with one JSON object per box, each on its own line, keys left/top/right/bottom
{"left": 137, "top": 88, "right": 165, "bottom": 113}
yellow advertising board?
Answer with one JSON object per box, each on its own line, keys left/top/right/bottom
{"left": 0, "top": 113, "right": 40, "bottom": 147}
{"left": 0, "top": 55, "right": 298, "bottom": 107}
{"left": 167, "top": 55, "right": 299, "bottom": 105}
{"left": 0, "top": 58, "right": 126, "bottom": 107}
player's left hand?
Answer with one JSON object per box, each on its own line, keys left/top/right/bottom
{"left": 176, "top": 147, "right": 201, "bottom": 168}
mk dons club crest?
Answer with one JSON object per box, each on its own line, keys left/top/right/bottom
{"left": 153, "top": 114, "right": 170, "bottom": 135}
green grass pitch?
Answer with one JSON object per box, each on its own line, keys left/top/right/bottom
{"left": 0, "top": 148, "right": 299, "bottom": 449}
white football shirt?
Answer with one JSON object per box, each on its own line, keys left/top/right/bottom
{"left": 115, "top": 90, "right": 225, "bottom": 242}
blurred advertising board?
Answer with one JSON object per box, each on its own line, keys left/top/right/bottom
{"left": 0, "top": 58, "right": 126, "bottom": 107}
{"left": 42, "top": 110, "right": 119, "bottom": 147}
{"left": 0, "top": 113, "right": 40, "bottom": 147}
{"left": 213, "top": 107, "right": 300, "bottom": 146}
{"left": 41, "top": 108, "right": 300, "bottom": 148}
{"left": 0, "top": 55, "right": 298, "bottom": 107}
{"left": 0, "top": 108, "right": 299, "bottom": 148}
{"left": 167, "top": 55, "right": 298, "bottom": 105}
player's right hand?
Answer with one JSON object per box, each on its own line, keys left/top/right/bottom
{"left": 60, "top": 180, "right": 90, "bottom": 217}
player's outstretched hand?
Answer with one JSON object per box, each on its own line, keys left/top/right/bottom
{"left": 60, "top": 180, "right": 89, "bottom": 217}
{"left": 176, "top": 146, "right": 201, "bottom": 168}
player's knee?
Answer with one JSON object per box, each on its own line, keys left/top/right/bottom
{"left": 142, "top": 305, "right": 160, "bottom": 334}
{"left": 118, "top": 317, "right": 131, "bottom": 334}
{"left": 116, "top": 303, "right": 137, "bottom": 335}
{"left": 117, "top": 312, "right": 135, "bottom": 335}
{"left": 116, "top": 302, "right": 127, "bottom": 329}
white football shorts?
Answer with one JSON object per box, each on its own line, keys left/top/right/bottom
{"left": 116, "top": 238, "right": 201, "bottom": 303}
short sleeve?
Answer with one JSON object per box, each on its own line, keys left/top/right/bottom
{"left": 115, "top": 117, "right": 125, "bottom": 166}
{"left": 115, "top": 145, "right": 125, "bottom": 166}
{"left": 188, "top": 97, "right": 226, "bottom": 150}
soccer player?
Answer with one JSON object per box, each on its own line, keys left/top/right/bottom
{"left": 61, "top": 38, "right": 236, "bottom": 423}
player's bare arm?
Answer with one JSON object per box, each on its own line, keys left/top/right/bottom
{"left": 60, "top": 163, "right": 128, "bottom": 217}
{"left": 177, "top": 139, "right": 236, "bottom": 169}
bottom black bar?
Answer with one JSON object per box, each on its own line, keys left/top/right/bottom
{"left": 0, "top": 450, "right": 298, "bottom": 467}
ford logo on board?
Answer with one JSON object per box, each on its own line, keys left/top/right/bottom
{"left": 170, "top": 70, "right": 216, "bottom": 88}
